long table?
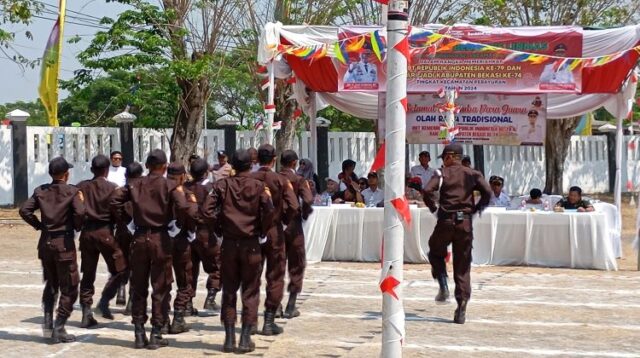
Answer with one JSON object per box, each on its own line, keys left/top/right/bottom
{"left": 302, "top": 205, "right": 618, "bottom": 271}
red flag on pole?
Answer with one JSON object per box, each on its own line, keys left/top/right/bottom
{"left": 391, "top": 196, "right": 412, "bottom": 226}
{"left": 373, "top": 0, "right": 389, "bottom": 4}
{"left": 370, "top": 142, "right": 386, "bottom": 173}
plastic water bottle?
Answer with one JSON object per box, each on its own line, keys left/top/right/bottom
{"left": 543, "top": 200, "right": 550, "bottom": 211}
{"left": 520, "top": 199, "right": 527, "bottom": 211}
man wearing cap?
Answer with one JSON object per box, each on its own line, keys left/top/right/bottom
{"left": 185, "top": 158, "right": 222, "bottom": 315}
{"left": 251, "top": 144, "right": 299, "bottom": 335}
{"left": 110, "top": 149, "right": 198, "bottom": 349}
{"left": 518, "top": 109, "right": 544, "bottom": 144}
{"left": 411, "top": 151, "right": 437, "bottom": 190}
{"left": 423, "top": 143, "right": 492, "bottom": 324}
{"left": 164, "top": 161, "right": 197, "bottom": 334}
{"left": 361, "top": 172, "right": 384, "bottom": 207}
{"left": 107, "top": 151, "right": 127, "bottom": 187}
{"left": 76, "top": 155, "right": 127, "bottom": 328}
{"left": 489, "top": 176, "right": 511, "bottom": 207}
{"left": 212, "top": 150, "right": 232, "bottom": 182}
{"left": 279, "top": 150, "right": 314, "bottom": 318}
{"left": 202, "top": 149, "right": 274, "bottom": 353}
{"left": 20, "top": 156, "right": 86, "bottom": 344}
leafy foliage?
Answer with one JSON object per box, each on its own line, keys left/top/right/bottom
{"left": 0, "top": 0, "right": 41, "bottom": 68}
{"left": 0, "top": 99, "right": 47, "bottom": 125}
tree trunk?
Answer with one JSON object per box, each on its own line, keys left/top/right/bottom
{"left": 170, "top": 76, "right": 209, "bottom": 165}
{"left": 543, "top": 117, "right": 581, "bottom": 194}
{"left": 274, "top": 80, "right": 297, "bottom": 155}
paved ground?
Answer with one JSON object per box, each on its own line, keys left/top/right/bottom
{"left": 0, "top": 224, "right": 639, "bottom": 357}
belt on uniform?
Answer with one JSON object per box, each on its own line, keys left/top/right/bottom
{"left": 135, "top": 226, "right": 168, "bottom": 233}
{"left": 83, "top": 220, "right": 112, "bottom": 231}
{"left": 437, "top": 210, "right": 472, "bottom": 221}
{"left": 46, "top": 230, "right": 74, "bottom": 238}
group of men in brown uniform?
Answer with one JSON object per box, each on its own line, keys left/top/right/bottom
{"left": 19, "top": 144, "right": 313, "bottom": 353}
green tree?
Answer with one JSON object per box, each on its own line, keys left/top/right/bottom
{"left": 1, "top": 0, "right": 41, "bottom": 68}
{"left": 0, "top": 99, "right": 47, "bottom": 125}
{"left": 319, "top": 107, "right": 375, "bottom": 132}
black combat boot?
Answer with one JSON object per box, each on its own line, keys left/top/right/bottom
{"left": 435, "top": 275, "right": 450, "bottom": 304}
{"left": 134, "top": 323, "right": 149, "bottom": 349}
{"left": 237, "top": 323, "right": 255, "bottom": 353}
{"left": 147, "top": 325, "right": 169, "bottom": 350}
{"left": 97, "top": 298, "right": 114, "bottom": 320}
{"left": 51, "top": 316, "right": 76, "bottom": 344}
{"left": 203, "top": 289, "right": 220, "bottom": 311}
{"left": 116, "top": 284, "right": 127, "bottom": 306}
{"left": 454, "top": 300, "right": 468, "bottom": 324}
{"left": 250, "top": 323, "right": 258, "bottom": 335}
{"left": 160, "top": 319, "right": 170, "bottom": 335}
{"left": 260, "top": 310, "right": 283, "bottom": 336}
{"left": 80, "top": 304, "right": 98, "bottom": 328}
{"left": 123, "top": 295, "right": 132, "bottom": 316}
{"left": 42, "top": 310, "right": 54, "bottom": 338}
{"left": 169, "top": 310, "right": 189, "bottom": 334}
{"left": 185, "top": 299, "right": 198, "bottom": 317}
{"left": 275, "top": 303, "right": 284, "bottom": 318}
{"left": 284, "top": 292, "right": 300, "bottom": 319}
{"left": 223, "top": 323, "right": 236, "bottom": 353}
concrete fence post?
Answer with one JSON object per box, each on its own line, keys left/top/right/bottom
{"left": 7, "top": 110, "right": 30, "bottom": 207}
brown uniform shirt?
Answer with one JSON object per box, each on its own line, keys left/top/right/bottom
{"left": 202, "top": 171, "right": 274, "bottom": 239}
{"left": 110, "top": 173, "right": 196, "bottom": 228}
{"left": 423, "top": 164, "right": 492, "bottom": 213}
{"left": 279, "top": 168, "right": 314, "bottom": 220}
{"left": 251, "top": 167, "right": 299, "bottom": 227}
{"left": 185, "top": 178, "right": 214, "bottom": 230}
{"left": 77, "top": 177, "right": 118, "bottom": 223}
{"left": 19, "top": 180, "right": 86, "bottom": 233}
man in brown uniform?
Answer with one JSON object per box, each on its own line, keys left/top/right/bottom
{"left": 203, "top": 149, "right": 274, "bottom": 353}
{"left": 111, "top": 150, "right": 197, "bottom": 349}
{"left": 76, "top": 155, "right": 127, "bottom": 327}
{"left": 165, "top": 161, "right": 195, "bottom": 334}
{"left": 19, "top": 157, "right": 85, "bottom": 344}
{"left": 423, "top": 143, "right": 492, "bottom": 324}
{"left": 252, "top": 144, "right": 299, "bottom": 335}
{"left": 185, "top": 158, "right": 221, "bottom": 314}
{"left": 114, "top": 162, "right": 144, "bottom": 316}
{"left": 279, "top": 150, "right": 313, "bottom": 318}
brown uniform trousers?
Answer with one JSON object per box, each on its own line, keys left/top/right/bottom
{"left": 191, "top": 226, "right": 220, "bottom": 296}
{"left": 220, "top": 239, "right": 263, "bottom": 325}
{"left": 79, "top": 224, "right": 127, "bottom": 306}
{"left": 40, "top": 232, "right": 80, "bottom": 319}
{"left": 172, "top": 233, "right": 193, "bottom": 311}
{"left": 283, "top": 221, "right": 306, "bottom": 294}
{"left": 428, "top": 214, "right": 474, "bottom": 302}
{"left": 129, "top": 229, "right": 174, "bottom": 326}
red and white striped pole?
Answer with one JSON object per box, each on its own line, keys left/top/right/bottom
{"left": 380, "top": 0, "right": 409, "bottom": 356}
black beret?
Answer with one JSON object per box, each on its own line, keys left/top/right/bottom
{"left": 438, "top": 143, "right": 463, "bottom": 158}
{"left": 145, "top": 149, "right": 167, "bottom": 166}
{"left": 167, "top": 161, "right": 186, "bottom": 176}
{"left": 258, "top": 144, "right": 276, "bottom": 158}
{"left": 190, "top": 158, "right": 209, "bottom": 177}
{"left": 91, "top": 154, "right": 110, "bottom": 170}
{"left": 49, "top": 156, "right": 73, "bottom": 176}
{"left": 231, "top": 149, "right": 252, "bottom": 172}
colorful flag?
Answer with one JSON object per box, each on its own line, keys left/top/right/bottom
{"left": 38, "top": 0, "right": 66, "bottom": 127}
{"left": 574, "top": 112, "right": 593, "bottom": 136}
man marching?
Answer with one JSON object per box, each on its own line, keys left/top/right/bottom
{"left": 251, "top": 144, "right": 299, "bottom": 335}
{"left": 423, "top": 143, "right": 492, "bottom": 324}
{"left": 278, "top": 150, "right": 314, "bottom": 318}
{"left": 203, "top": 149, "right": 274, "bottom": 353}
{"left": 20, "top": 157, "right": 85, "bottom": 344}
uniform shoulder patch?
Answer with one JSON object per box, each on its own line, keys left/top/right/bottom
{"left": 77, "top": 190, "right": 85, "bottom": 202}
{"left": 286, "top": 180, "right": 294, "bottom": 191}
{"left": 264, "top": 185, "right": 272, "bottom": 197}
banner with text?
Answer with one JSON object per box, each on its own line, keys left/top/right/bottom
{"left": 378, "top": 93, "right": 547, "bottom": 145}
{"left": 337, "top": 27, "right": 387, "bottom": 92}
{"left": 408, "top": 25, "right": 583, "bottom": 93}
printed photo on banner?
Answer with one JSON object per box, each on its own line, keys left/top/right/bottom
{"left": 407, "top": 25, "right": 583, "bottom": 93}
{"left": 378, "top": 93, "right": 547, "bottom": 146}
{"left": 336, "top": 27, "right": 386, "bottom": 91}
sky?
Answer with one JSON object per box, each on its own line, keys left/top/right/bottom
{"left": 0, "top": 0, "right": 128, "bottom": 104}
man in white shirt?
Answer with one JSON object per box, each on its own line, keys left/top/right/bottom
{"left": 539, "top": 44, "right": 575, "bottom": 86}
{"left": 489, "top": 175, "right": 510, "bottom": 206}
{"left": 518, "top": 109, "right": 544, "bottom": 144}
{"left": 361, "top": 172, "right": 384, "bottom": 207}
{"left": 106, "top": 151, "right": 126, "bottom": 187}
{"left": 410, "top": 151, "right": 436, "bottom": 190}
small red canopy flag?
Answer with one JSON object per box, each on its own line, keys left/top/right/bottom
{"left": 373, "top": 0, "right": 389, "bottom": 3}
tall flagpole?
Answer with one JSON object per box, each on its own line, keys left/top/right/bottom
{"left": 381, "top": 0, "right": 409, "bottom": 357}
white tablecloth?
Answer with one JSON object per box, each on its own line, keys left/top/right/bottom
{"left": 302, "top": 205, "right": 618, "bottom": 270}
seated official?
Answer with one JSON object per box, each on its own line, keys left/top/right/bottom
{"left": 526, "top": 188, "right": 543, "bottom": 204}
{"left": 358, "top": 177, "right": 369, "bottom": 192}
{"left": 361, "top": 172, "right": 384, "bottom": 207}
{"left": 489, "top": 176, "right": 510, "bottom": 207}
{"left": 555, "top": 186, "right": 594, "bottom": 212}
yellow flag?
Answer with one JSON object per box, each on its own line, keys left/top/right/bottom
{"left": 38, "top": 0, "right": 66, "bottom": 127}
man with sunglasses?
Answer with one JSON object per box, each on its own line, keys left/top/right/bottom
{"left": 108, "top": 151, "right": 127, "bottom": 187}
